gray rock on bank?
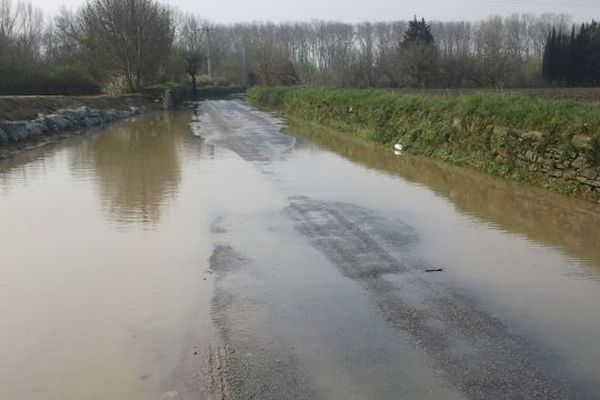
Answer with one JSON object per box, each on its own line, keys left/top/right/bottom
{"left": 0, "top": 105, "right": 147, "bottom": 144}
{"left": 43, "top": 114, "right": 71, "bottom": 131}
{"left": 1, "top": 122, "right": 29, "bottom": 142}
{"left": 0, "top": 126, "right": 9, "bottom": 144}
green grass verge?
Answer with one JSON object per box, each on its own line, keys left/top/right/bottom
{"left": 247, "top": 86, "right": 600, "bottom": 200}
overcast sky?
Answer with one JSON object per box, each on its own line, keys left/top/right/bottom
{"left": 35, "top": 0, "right": 599, "bottom": 23}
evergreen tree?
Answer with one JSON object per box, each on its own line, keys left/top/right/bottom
{"left": 398, "top": 17, "right": 438, "bottom": 88}
{"left": 556, "top": 30, "right": 569, "bottom": 83}
{"left": 584, "top": 21, "right": 600, "bottom": 84}
{"left": 403, "top": 16, "right": 435, "bottom": 45}
{"left": 567, "top": 25, "right": 577, "bottom": 84}
{"left": 542, "top": 30, "right": 555, "bottom": 82}
{"left": 543, "top": 20, "right": 600, "bottom": 86}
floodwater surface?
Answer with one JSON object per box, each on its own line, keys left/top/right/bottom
{"left": 1, "top": 101, "right": 600, "bottom": 400}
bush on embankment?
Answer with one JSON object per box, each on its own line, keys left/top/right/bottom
{"left": 143, "top": 82, "right": 248, "bottom": 105}
{"left": 0, "top": 65, "right": 101, "bottom": 96}
{"left": 197, "top": 84, "right": 248, "bottom": 98}
{"left": 143, "top": 82, "right": 191, "bottom": 105}
{"left": 247, "top": 86, "right": 600, "bottom": 201}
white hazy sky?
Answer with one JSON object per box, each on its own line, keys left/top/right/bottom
{"left": 34, "top": 0, "right": 599, "bottom": 23}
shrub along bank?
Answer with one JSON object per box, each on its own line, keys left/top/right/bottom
{"left": 0, "top": 65, "right": 101, "bottom": 96}
{"left": 247, "top": 87, "right": 600, "bottom": 201}
{"left": 142, "top": 83, "right": 248, "bottom": 105}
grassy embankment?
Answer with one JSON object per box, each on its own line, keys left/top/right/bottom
{"left": 247, "top": 86, "right": 600, "bottom": 201}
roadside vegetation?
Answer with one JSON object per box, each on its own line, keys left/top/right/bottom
{"left": 543, "top": 22, "right": 600, "bottom": 86}
{"left": 247, "top": 86, "right": 600, "bottom": 200}
{"left": 247, "top": 86, "right": 600, "bottom": 144}
{"left": 1, "top": 0, "right": 597, "bottom": 96}
{"left": 0, "top": 0, "right": 245, "bottom": 97}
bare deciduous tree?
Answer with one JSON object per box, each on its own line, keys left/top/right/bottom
{"left": 178, "top": 13, "right": 205, "bottom": 97}
{"left": 79, "top": 0, "right": 175, "bottom": 91}
{"left": 0, "top": 3, "right": 581, "bottom": 95}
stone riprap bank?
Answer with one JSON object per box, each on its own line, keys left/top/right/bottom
{"left": 0, "top": 106, "right": 147, "bottom": 145}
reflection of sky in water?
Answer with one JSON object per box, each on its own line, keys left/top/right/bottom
{"left": 285, "top": 121, "right": 600, "bottom": 276}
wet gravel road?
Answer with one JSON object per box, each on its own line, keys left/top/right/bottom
{"left": 190, "top": 100, "right": 600, "bottom": 400}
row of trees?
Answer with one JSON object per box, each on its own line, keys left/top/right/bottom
{"left": 206, "top": 13, "right": 573, "bottom": 89}
{"left": 1, "top": 0, "right": 183, "bottom": 94}
{"left": 0, "top": 0, "right": 587, "bottom": 94}
{"left": 0, "top": 0, "right": 101, "bottom": 94}
{"left": 543, "top": 22, "right": 600, "bottom": 85}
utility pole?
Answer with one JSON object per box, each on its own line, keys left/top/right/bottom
{"left": 241, "top": 43, "right": 247, "bottom": 84}
{"left": 204, "top": 26, "right": 213, "bottom": 80}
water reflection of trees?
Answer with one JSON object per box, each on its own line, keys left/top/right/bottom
{"left": 0, "top": 150, "right": 52, "bottom": 193}
{"left": 292, "top": 122, "right": 600, "bottom": 273}
{"left": 73, "top": 112, "right": 186, "bottom": 226}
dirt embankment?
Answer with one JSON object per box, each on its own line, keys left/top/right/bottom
{"left": 0, "top": 94, "right": 155, "bottom": 122}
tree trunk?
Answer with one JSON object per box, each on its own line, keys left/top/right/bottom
{"left": 191, "top": 73, "right": 197, "bottom": 99}
{"left": 126, "top": 73, "right": 136, "bottom": 93}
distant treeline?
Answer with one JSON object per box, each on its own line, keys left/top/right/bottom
{"left": 208, "top": 14, "right": 574, "bottom": 89}
{"left": 543, "top": 22, "right": 600, "bottom": 85}
{"left": 0, "top": 0, "right": 596, "bottom": 95}
{"left": 0, "top": 1, "right": 100, "bottom": 95}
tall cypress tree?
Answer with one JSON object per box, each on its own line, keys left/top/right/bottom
{"left": 542, "top": 23, "right": 600, "bottom": 85}
{"left": 543, "top": 28, "right": 562, "bottom": 83}
{"left": 586, "top": 21, "right": 600, "bottom": 84}
{"left": 578, "top": 23, "right": 590, "bottom": 84}
{"left": 542, "top": 30, "right": 554, "bottom": 81}
{"left": 556, "top": 30, "right": 570, "bottom": 82}
{"left": 567, "top": 26, "right": 577, "bottom": 84}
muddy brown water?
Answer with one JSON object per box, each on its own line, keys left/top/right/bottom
{"left": 1, "top": 102, "right": 600, "bottom": 400}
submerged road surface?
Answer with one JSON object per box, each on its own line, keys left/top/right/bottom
{"left": 2, "top": 101, "right": 600, "bottom": 400}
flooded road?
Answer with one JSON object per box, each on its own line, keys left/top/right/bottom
{"left": 1, "top": 101, "right": 600, "bottom": 399}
